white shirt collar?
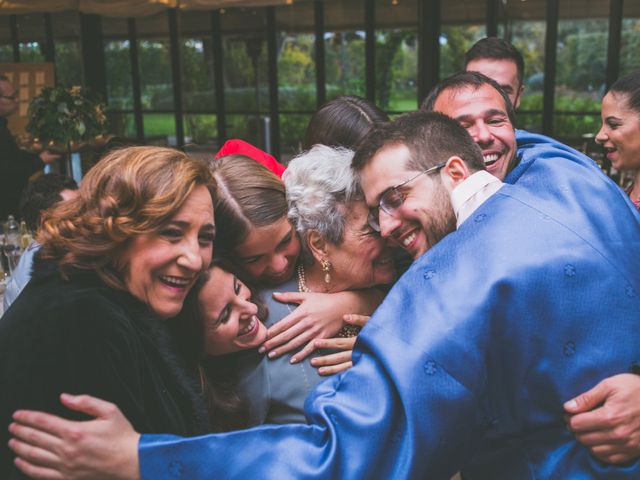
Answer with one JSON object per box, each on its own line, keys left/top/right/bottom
{"left": 450, "top": 170, "right": 504, "bottom": 228}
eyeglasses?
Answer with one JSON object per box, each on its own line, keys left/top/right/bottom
{"left": 367, "top": 162, "right": 446, "bottom": 232}
{"left": 0, "top": 94, "right": 17, "bottom": 101}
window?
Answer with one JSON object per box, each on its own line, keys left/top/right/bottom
{"left": 376, "top": 0, "right": 418, "bottom": 112}
{"left": 0, "top": 17, "right": 13, "bottom": 62}
{"left": 277, "top": 1, "right": 316, "bottom": 157}
{"left": 553, "top": 0, "right": 610, "bottom": 140}
{"left": 179, "top": 11, "right": 217, "bottom": 145}
{"left": 16, "top": 14, "right": 46, "bottom": 62}
{"left": 136, "top": 11, "right": 175, "bottom": 144}
{"left": 620, "top": 1, "right": 640, "bottom": 76}
{"left": 441, "top": 0, "right": 486, "bottom": 79}
{"left": 103, "top": 16, "right": 135, "bottom": 138}
{"left": 325, "top": 0, "right": 366, "bottom": 100}
{"left": 52, "top": 12, "right": 83, "bottom": 87}
{"left": 507, "top": 20, "right": 545, "bottom": 132}
{"left": 222, "top": 7, "right": 269, "bottom": 150}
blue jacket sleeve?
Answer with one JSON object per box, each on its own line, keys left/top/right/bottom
{"left": 139, "top": 269, "right": 486, "bottom": 479}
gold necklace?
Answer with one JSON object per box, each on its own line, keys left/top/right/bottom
{"left": 296, "top": 263, "right": 360, "bottom": 338}
{"left": 297, "top": 264, "right": 310, "bottom": 293}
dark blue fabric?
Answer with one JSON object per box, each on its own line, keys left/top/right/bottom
{"left": 139, "top": 134, "right": 640, "bottom": 479}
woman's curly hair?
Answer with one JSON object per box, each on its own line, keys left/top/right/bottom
{"left": 37, "top": 146, "right": 216, "bottom": 290}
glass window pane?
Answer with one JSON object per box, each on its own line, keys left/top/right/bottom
{"left": 137, "top": 12, "right": 174, "bottom": 112}
{"left": 143, "top": 113, "right": 176, "bottom": 145}
{"left": 621, "top": 2, "right": 640, "bottom": 76}
{"left": 280, "top": 113, "right": 311, "bottom": 160}
{"left": 107, "top": 112, "right": 136, "bottom": 138}
{"left": 103, "top": 17, "right": 132, "bottom": 110}
{"left": 440, "top": 0, "right": 487, "bottom": 79}
{"left": 509, "top": 20, "right": 546, "bottom": 131}
{"left": 103, "top": 40, "right": 132, "bottom": 109}
{"left": 222, "top": 8, "right": 268, "bottom": 114}
{"left": 225, "top": 113, "right": 265, "bottom": 147}
{"left": 554, "top": 0, "right": 609, "bottom": 139}
{"left": 554, "top": 113, "right": 600, "bottom": 140}
{"left": 184, "top": 114, "right": 217, "bottom": 145}
{"left": 276, "top": 2, "right": 316, "bottom": 114}
{"left": 52, "top": 12, "right": 82, "bottom": 87}
{"left": 325, "top": 0, "right": 365, "bottom": 100}
{"left": 0, "top": 16, "right": 12, "bottom": 62}
{"left": 179, "top": 11, "right": 216, "bottom": 114}
{"left": 17, "top": 14, "right": 45, "bottom": 62}
{"left": 376, "top": 0, "right": 418, "bottom": 112}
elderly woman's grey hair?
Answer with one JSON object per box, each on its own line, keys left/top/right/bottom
{"left": 284, "top": 145, "right": 363, "bottom": 264}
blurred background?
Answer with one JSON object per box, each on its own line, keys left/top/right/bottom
{"left": 0, "top": 0, "right": 638, "bottom": 161}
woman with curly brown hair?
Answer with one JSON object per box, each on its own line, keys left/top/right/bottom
{"left": 0, "top": 146, "right": 216, "bottom": 478}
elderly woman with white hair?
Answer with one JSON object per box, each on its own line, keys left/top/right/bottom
{"left": 233, "top": 144, "right": 396, "bottom": 426}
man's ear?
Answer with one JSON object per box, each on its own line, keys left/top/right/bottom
{"left": 440, "top": 156, "right": 470, "bottom": 191}
{"left": 514, "top": 84, "right": 525, "bottom": 110}
{"left": 307, "top": 230, "right": 329, "bottom": 264}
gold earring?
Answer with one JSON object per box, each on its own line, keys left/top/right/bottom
{"left": 321, "top": 258, "right": 332, "bottom": 284}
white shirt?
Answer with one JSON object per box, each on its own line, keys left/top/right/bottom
{"left": 450, "top": 170, "right": 504, "bottom": 228}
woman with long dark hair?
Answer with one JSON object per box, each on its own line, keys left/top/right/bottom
{"left": 596, "top": 69, "right": 640, "bottom": 211}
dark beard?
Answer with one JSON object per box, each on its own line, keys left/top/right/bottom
{"left": 423, "top": 183, "right": 457, "bottom": 252}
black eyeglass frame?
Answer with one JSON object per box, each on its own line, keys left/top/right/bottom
{"left": 367, "top": 162, "right": 446, "bottom": 232}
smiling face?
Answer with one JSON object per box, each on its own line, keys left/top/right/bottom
{"left": 233, "top": 216, "right": 301, "bottom": 286}
{"left": 323, "top": 201, "right": 396, "bottom": 289}
{"left": 432, "top": 84, "right": 517, "bottom": 181}
{"left": 596, "top": 91, "right": 640, "bottom": 173}
{"left": 466, "top": 58, "right": 524, "bottom": 109}
{"left": 199, "top": 266, "right": 267, "bottom": 356}
{"left": 119, "top": 185, "right": 215, "bottom": 319}
{"left": 359, "top": 143, "right": 456, "bottom": 260}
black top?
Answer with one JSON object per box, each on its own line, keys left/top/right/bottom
{"left": 0, "top": 257, "right": 210, "bottom": 478}
{"left": 0, "top": 117, "right": 43, "bottom": 219}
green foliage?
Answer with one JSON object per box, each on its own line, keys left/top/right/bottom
{"left": 0, "top": 45, "right": 12, "bottom": 62}
{"left": 279, "top": 36, "right": 314, "bottom": 86}
{"left": 554, "top": 113, "right": 600, "bottom": 139}
{"left": 325, "top": 32, "right": 365, "bottom": 97}
{"left": 224, "top": 38, "right": 268, "bottom": 92}
{"left": 556, "top": 21, "right": 607, "bottom": 92}
{"left": 509, "top": 21, "right": 546, "bottom": 84}
{"left": 621, "top": 20, "right": 640, "bottom": 75}
{"left": 19, "top": 42, "right": 44, "bottom": 62}
{"left": 375, "top": 30, "right": 412, "bottom": 109}
{"left": 185, "top": 114, "right": 217, "bottom": 143}
{"left": 105, "top": 41, "right": 133, "bottom": 109}
{"left": 440, "top": 25, "right": 486, "bottom": 78}
{"left": 280, "top": 113, "right": 310, "bottom": 155}
{"left": 26, "top": 85, "right": 108, "bottom": 147}
{"left": 519, "top": 92, "right": 601, "bottom": 138}
{"left": 181, "top": 39, "right": 215, "bottom": 111}
{"left": 389, "top": 37, "right": 417, "bottom": 110}
{"left": 54, "top": 42, "right": 83, "bottom": 88}
{"left": 94, "top": 13, "right": 627, "bottom": 147}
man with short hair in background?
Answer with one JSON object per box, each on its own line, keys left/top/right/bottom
{"left": 464, "top": 37, "right": 525, "bottom": 110}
